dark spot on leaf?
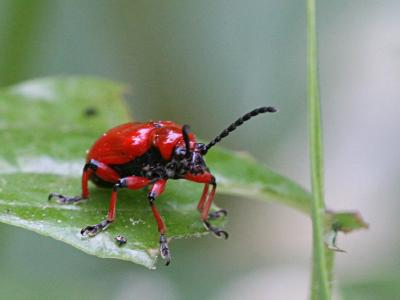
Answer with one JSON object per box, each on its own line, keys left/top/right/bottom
{"left": 84, "top": 107, "right": 98, "bottom": 117}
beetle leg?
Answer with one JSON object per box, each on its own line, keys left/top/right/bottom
{"left": 196, "top": 184, "right": 227, "bottom": 220}
{"left": 200, "top": 181, "right": 228, "bottom": 239}
{"left": 48, "top": 165, "right": 90, "bottom": 203}
{"left": 148, "top": 180, "right": 171, "bottom": 265}
{"left": 197, "top": 184, "right": 209, "bottom": 212}
{"left": 48, "top": 159, "right": 119, "bottom": 204}
{"left": 48, "top": 193, "right": 83, "bottom": 204}
{"left": 159, "top": 234, "right": 170, "bottom": 266}
{"left": 80, "top": 219, "right": 112, "bottom": 236}
{"left": 208, "top": 209, "right": 228, "bottom": 220}
{"left": 81, "top": 176, "right": 150, "bottom": 237}
{"left": 185, "top": 173, "right": 228, "bottom": 239}
{"left": 48, "top": 166, "right": 94, "bottom": 204}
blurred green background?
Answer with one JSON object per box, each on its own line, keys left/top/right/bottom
{"left": 1, "top": 1, "right": 399, "bottom": 299}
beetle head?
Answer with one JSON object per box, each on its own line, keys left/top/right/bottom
{"left": 167, "top": 126, "right": 209, "bottom": 178}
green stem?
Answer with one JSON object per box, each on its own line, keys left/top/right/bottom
{"left": 307, "top": 0, "right": 331, "bottom": 299}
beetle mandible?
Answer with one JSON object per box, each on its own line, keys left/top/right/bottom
{"left": 49, "top": 106, "right": 278, "bottom": 265}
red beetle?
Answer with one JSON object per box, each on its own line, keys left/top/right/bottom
{"left": 49, "top": 106, "right": 277, "bottom": 264}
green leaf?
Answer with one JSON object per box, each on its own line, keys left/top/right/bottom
{"left": 0, "top": 77, "right": 366, "bottom": 269}
{"left": 206, "top": 148, "right": 312, "bottom": 214}
{"left": 328, "top": 211, "right": 369, "bottom": 233}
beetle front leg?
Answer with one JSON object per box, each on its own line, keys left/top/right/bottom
{"left": 197, "top": 184, "right": 227, "bottom": 220}
{"left": 201, "top": 181, "right": 229, "bottom": 239}
{"left": 81, "top": 176, "right": 150, "bottom": 237}
{"left": 185, "top": 173, "right": 228, "bottom": 239}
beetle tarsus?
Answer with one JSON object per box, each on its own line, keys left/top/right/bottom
{"left": 48, "top": 193, "right": 83, "bottom": 204}
{"left": 159, "top": 234, "right": 171, "bottom": 266}
{"left": 81, "top": 220, "right": 111, "bottom": 237}
{"left": 203, "top": 220, "right": 229, "bottom": 239}
{"left": 208, "top": 209, "right": 228, "bottom": 220}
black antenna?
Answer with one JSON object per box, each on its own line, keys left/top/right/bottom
{"left": 182, "top": 125, "right": 191, "bottom": 158}
{"left": 201, "top": 106, "right": 278, "bottom": 155}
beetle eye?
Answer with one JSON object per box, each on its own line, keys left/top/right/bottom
{"left": 175, "top": 147, "right": 186, "bottom": 156}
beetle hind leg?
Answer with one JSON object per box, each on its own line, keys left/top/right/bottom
{"left": 48, "top": 161, "right": 96, "bottom": 204}
{"left": 48, "top": 193, "right": 84, "bottom": 204}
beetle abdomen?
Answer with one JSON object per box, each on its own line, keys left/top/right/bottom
{"left": 110, "top": 147, "right": 167, "bottom": 179}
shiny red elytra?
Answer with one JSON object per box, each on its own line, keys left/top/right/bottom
{"left": 49, "top": 106, "right": 278, "bottom": 265}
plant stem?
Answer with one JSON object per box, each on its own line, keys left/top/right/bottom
{"left": 307, "top": 0, "right": 331, "bottom": 299}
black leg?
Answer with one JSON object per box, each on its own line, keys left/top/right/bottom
{"left": 81, "top": 220, "right": 112, "bottom": 237}
{"left": 48, "top": 193, "right": 83, "bottom": 204}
